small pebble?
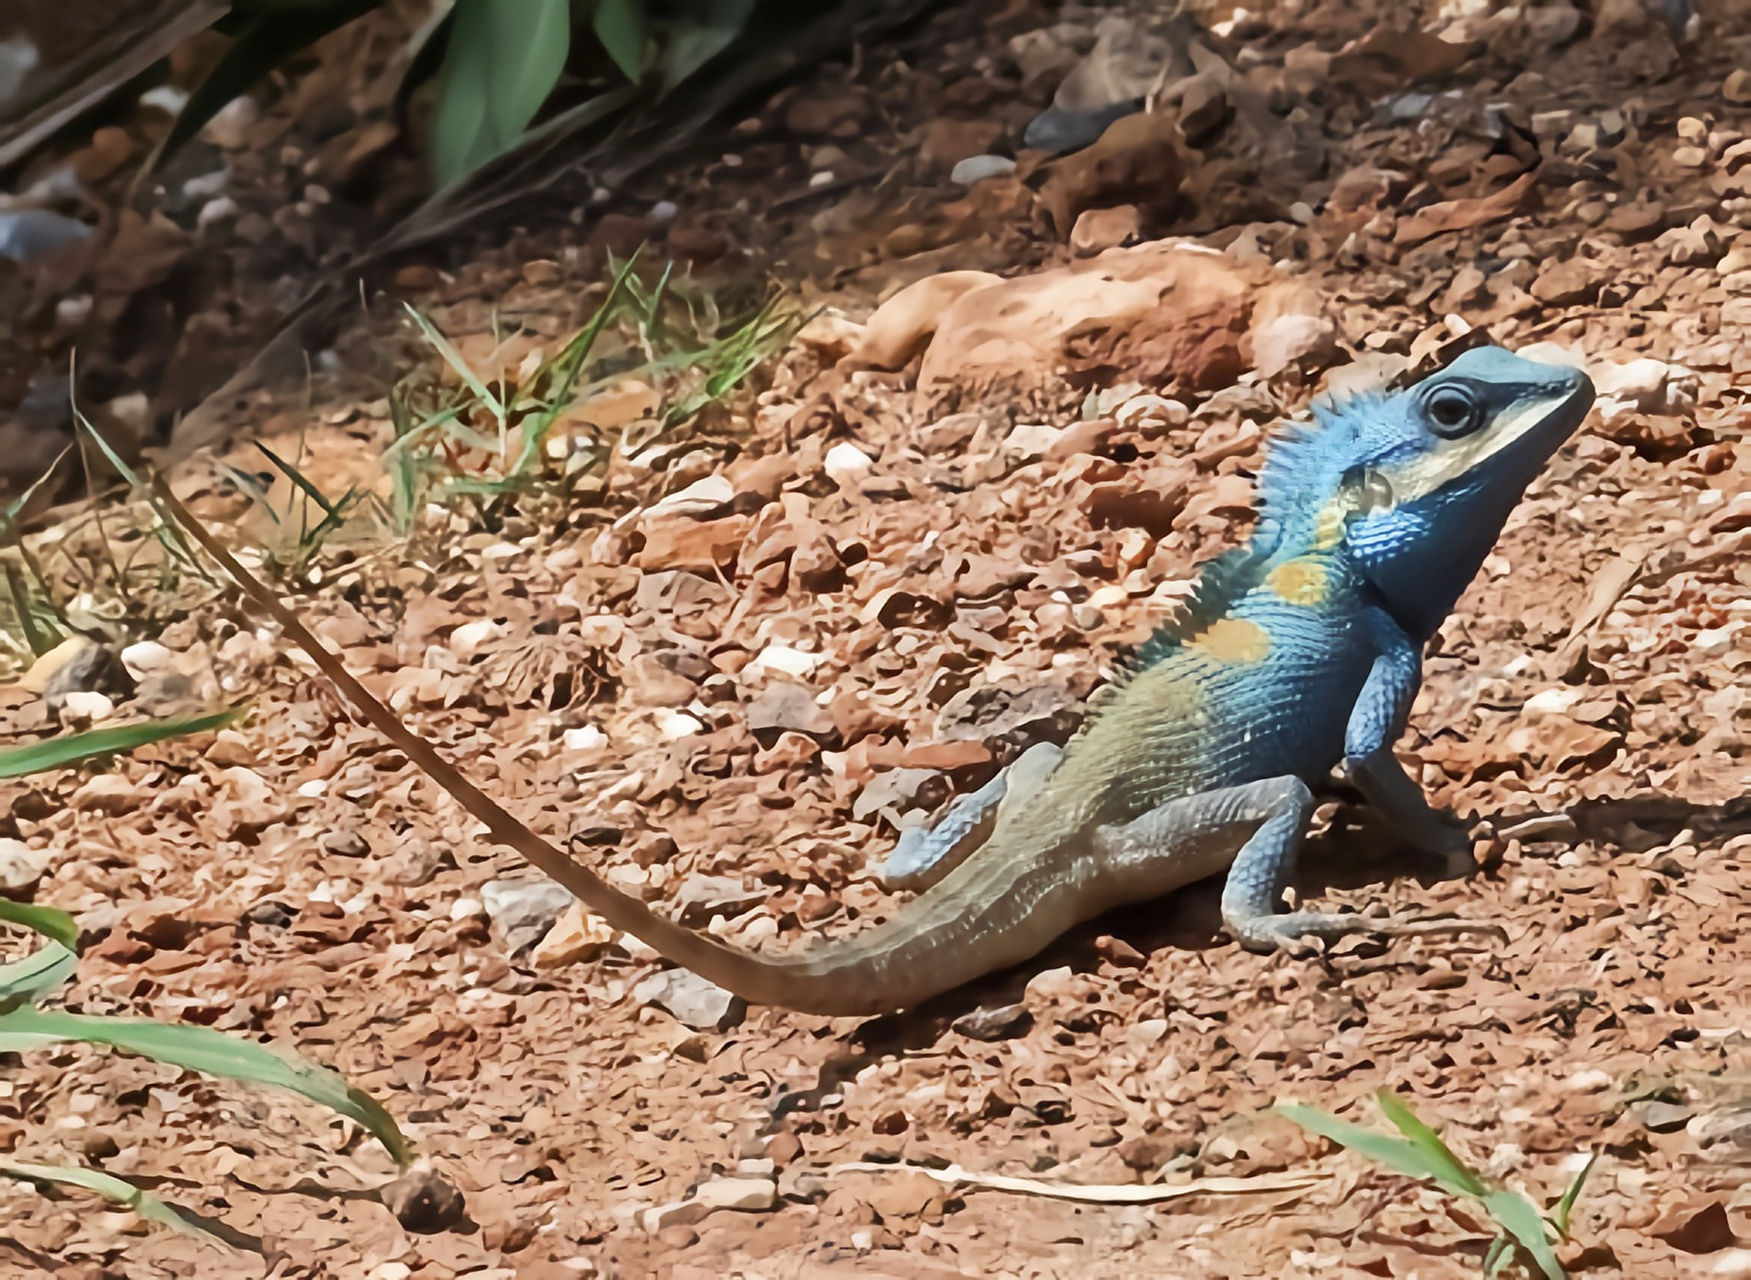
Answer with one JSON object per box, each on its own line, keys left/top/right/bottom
{"left": 950, "top": 153, "right": 1017, "bottom": 186}
{"left": 824, "top": 441, "right": 874, "bottom": 484}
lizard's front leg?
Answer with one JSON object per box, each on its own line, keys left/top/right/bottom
{"left": 875, "top": 742, "right": 1064, "bottom": 890}
{"left": 1339, "top": 607, "right": 1473, "bottom": 867}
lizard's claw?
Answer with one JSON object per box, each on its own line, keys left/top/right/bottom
{"left": 1232, "top": 908, "right": 1508, "bottom": 956}
{"left": 1363, "top": 912, "right": 1510, "bottom": 946}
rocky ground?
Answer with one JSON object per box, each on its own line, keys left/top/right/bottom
{"left": 2, "top": 0, "right": 1750, "bottom": 1276}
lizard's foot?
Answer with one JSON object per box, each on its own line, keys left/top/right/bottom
{"left": 876, "top": 742, "right": 1063, "bottom": 891}
{"left": 1230, "top": 909, "right": 1508, "bottom": 957}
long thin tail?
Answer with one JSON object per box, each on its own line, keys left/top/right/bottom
{"left": 152, "top": 481, "right": 1063, "bottom": 1016}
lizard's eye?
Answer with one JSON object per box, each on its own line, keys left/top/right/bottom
{"left": 1423, "top": 384, "right": 1484, "bottom": 438}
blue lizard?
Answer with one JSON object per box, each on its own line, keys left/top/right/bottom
{"left": 172, "top": 346, "right": 1595, "bottom": 1016}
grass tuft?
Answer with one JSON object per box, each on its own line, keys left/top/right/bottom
{"left": 1278, "top": 1090, "right": 1596, "bottom": 1279}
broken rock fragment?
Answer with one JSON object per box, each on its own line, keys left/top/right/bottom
{"left": 634, "top": 968, "right": 747, "bottom": 1031}
{"left": 481, "top": 878, "right": 575, "bottom": 955}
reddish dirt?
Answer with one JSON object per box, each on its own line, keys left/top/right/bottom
{"left": 2, "top": 1, "right": 1750, "bottom": 1277}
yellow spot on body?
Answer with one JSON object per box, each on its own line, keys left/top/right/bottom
{"left": 1188, "top": 617, "right": 1271, "bottom": 664}
{"left": 1311, "top": 498, "right": 1348, "bottom": 550}
{"left": 1267, "top": 558, "right": 1328, "bottom": 607}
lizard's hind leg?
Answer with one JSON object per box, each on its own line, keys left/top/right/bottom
{"left": 1087, "top": 776, "right": 1501, "bottom": 957}
{"left": 876, "top": 742, "right": 1063, "bottom": 890}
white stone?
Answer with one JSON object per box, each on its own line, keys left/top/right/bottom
{"left": 1697, "top": 623, "right": 1740, "bottom": 656}
{"left": 1514, "top": 340, "right": 1588, "bottom": 370}
{"left": 747, "top": 645, "right": 822, "bottom": 679}
{"left": 0, "top": 838, "right": 49, "bottom": 894}
{"left": 119, "top": 640, "right": 173, "bottom": 679}
{"left": 693, "top": 1175, "right": 776, "bottom": 1211}
{"left": 643, "top": 474, "right": 734, "bottom": 519}
{"left": 481, "top": 878, "right": 574, "bottom": 951}
{"left": 1592, "top": 356, "right": 1674, "bottom": 403}
{"left": 448, "top": 619, "right": 504, "bottom": 659}
{"left": 59, "top": 690, "right": 114, "bottom": 722}
{"left": 653, "top": 709, "right": 705, "bottom": 740}
{"left": 1002, "top": 422, "right": 1064, "bottom": 462}
{"left": 563, "top": 724, "right": 609, "bottom": 757}
{"left": 634, "top": 968, "right": 746, "bottom": 1031}
{"left": 1524, "top": 687, "right": 1585, "bottom": 717}
{"left": 951, "top": 154, "right": 1017, "bottom": 185}
{"left": 1115, "top": 394, "right": 1189, "bottom": 432}
{"left": 138, "top": 85, "right": 188, "bottom": 116}
{"left": 823, "top": 441, "right": 874, "bottom": 484}
{"left": 201, "top": 96, "right": 259, "bottom": 150}
{"left": 449, "top": 898, "right": 484, "bottom": 922}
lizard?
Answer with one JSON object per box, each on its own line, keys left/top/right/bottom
{"left": 161, "top": 344, "right": 1594, "bottom": 1019}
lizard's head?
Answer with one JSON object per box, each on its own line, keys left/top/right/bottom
{"left": 1263, "top": 346, "right": 1594, "bottom": 640}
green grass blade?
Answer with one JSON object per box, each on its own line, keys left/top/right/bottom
{"left": 0, "top": 900, "right": 79, "bottom": 952}
{"left": 1276, "top": 1103, "right": 1466, "bottom": 1192}
{"left": 403, "top": 304, "right": 505, "bottom": 422}
{"left": 0, "top": 708, "right": 243, "bottom": 779}
{"left": 1483, "top": 1187, "right": 1566, "bottom": 1280}
{"left": 548, "top": 251, "right": 641, "bottom": 402}
{"left": 0, "top": 942, "right": 77, "bottom": 1009}
{"left": 1374, "top": 1089, "right": 1487, "bottom": 1198}
{"left": 3, "top": 562, "right": 62, "bottom": 656}
{"left": 0, "top": 1006, "right": 411, "bottom": 1166}
{"left": 1551, "top": 1153, "right": 1596, "bottom": 1237}
{"left": 72, "top": 410, "right": 211, "bottom": 576}
{"left": 254, "top": 443, "right": 340, "bottom": 518}
{"left": 1484, "top": 1234, "right": 1513, "bottom": 1276}
{"left": 1, "top": 1161, "right": 224, "bottom": 1240}
{"left": 69, "top": 403, "right": 140, "bottom": 485}
{"left": 218, "top": 462, "right": 281, "bottom": 525}
{"left": 3, "top": 444, "right": 73, "bottom": 524}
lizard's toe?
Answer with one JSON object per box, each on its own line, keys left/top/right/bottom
{"left": 1368, "top": 913, "right": 1509, "bottom": 945}
{"left": 1228, "top": 909, "right": 1369, "bottom": 955}
{"left": 1231, "top": 908, "right": 1506, "bottom": 955}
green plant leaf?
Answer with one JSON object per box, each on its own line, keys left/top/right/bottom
{"left": 1281, "top": 1097, "right": 1573, "bottom": 1280}
{"left": 0, "top": 1162, "right": 219, "bottom": 1240}
{"left": 147, "top": 1, "right": 383, "bottom": 175}
{"left": 71, "top": 409, "right": 212, "bottom": 578}
{"left": 660, "top": 0, "right": 752, "bottom": 93}
{"left": 403, "top": 304, "right": 506, "bottom": 424}
{"left": 0, "top": 942, "right": 77, "bottom": 1010}
{"left": 3, "top": 562, "right": 62, "bottom": 657}
{"left": 1483, "top": 1187, "right": 1565, "bottom": 1280}
{"left": 0, "top": 900, "right": 79, "bottom": 952}
{"left": 1375, "top": 1088, "right": 1486, "bottom": 1198}
{"left": 1277, "top": 1104, "right": 1451, "bottom": 1187}
{"left": 593, "top": 0, "right": 646, "bottom": 81}
{"left": 430, "top": 0, "right": 572, "bottom": 187}
{"left": 0, "top": 709, "right": 243, "bottom": 780}
{"left": 0, "top": 1006, "right": 411, "bottom": 1166}
{"left": 1552, "top": 1153, "right": 1597, "bottom": 1237}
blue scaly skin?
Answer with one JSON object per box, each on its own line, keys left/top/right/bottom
{"left": 880, "top": 346, "right": 1598, "bottom": 929}
{"left": 197, "top": 346, "right": 1590, "bottom": 1018}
